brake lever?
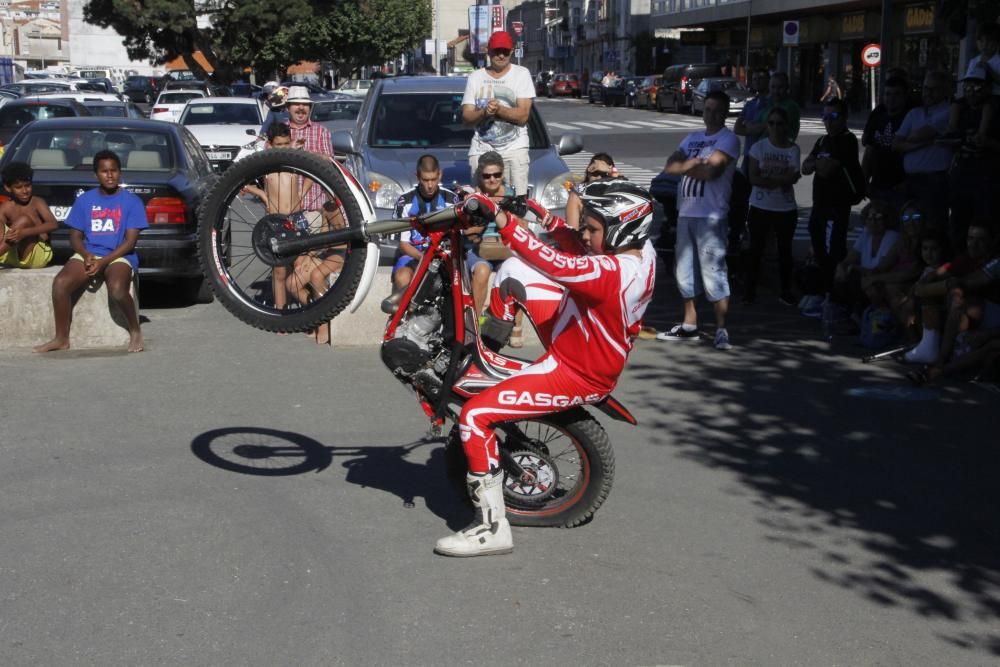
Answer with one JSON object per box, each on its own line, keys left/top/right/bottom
{"left": 498, "top": 195, "right": 528, "bottom": 218}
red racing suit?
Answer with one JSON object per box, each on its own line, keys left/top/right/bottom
{"left": 459, "top": 214, "right": 656, "bottom": 473}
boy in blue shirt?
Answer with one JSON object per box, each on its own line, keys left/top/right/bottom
{"left": 34, "top": 150, "right": 148, "bottom": 353}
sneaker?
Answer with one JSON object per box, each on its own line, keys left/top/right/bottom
{"left": 714, "top": 328, "right": 732, "bottom": 350}
{"left": 778, "top": 291, "right": 796, "bottom": 306}
{"left": 800, "top": 295, "right": 823, "bottom": 318}
{"left": 656, "top": 324, "right": 700, "bottom": 342}
{"left": 637, "top": 326, "right": 658, "bottom": 340}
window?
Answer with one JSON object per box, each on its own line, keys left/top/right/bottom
{"left": 180, "top": 103, "right": 262, "bottom": 126}
{"left": 369, "top": 93, "right": 473, "bottom": 148}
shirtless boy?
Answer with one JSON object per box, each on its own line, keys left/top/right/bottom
{"left": 0, "top": 162, "right": 58, "bottom": 269}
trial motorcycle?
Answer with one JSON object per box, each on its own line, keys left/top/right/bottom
{"left": 197, "top": 149, "right": 638, "bottom": 527}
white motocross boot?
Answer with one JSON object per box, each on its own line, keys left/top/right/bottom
{"left": 434, "top": 470, "right": 513, "bottom": 557}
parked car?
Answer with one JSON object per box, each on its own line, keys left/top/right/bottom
{"left": 588, "top": 71, "right": 632, "bottom": 105}
{"left": 310, "top": 98, "right": 362, "bottom": 136}
{"left": 0, "top": 117, "right": 219, "bottom": 300}
{"left": 178, "top": 97, "right": 265, "bottom": 171}
{"left": 632, "top": 76, "right": 658, "bottom": 109}
{"left": 690, "top": 78, "right": 750, "bottom": 115}
{"left": 0, "top": 90, "right": 17, "bottom": 108}
{"left": 74, "top": 67, "right": 126, "bottom": 93}
{"left": 150, "top": 89, "right": 207, "bottom": 122}
{"left": 331, "top": 76, "right": 584, "bottom": 260}
{"left": 163, "top": 80, "right": 227, "bottom": 96}
{"left": 0, "top": 98, "right": 91, "bottom": 150}
{"left": 123, "top": 75, "right": 162, "bottom": 104}
{"left": 547, "top": 73, "right": 581, "bottom": 98}
{"left": 82, "top": 99, "right": 146, "bottom": 119}
{"left": 535, "top": 71, "right": 554, "bottom": 97}
{"left": 334, "top": 79, "right": 372, "bottom": 98}
{"left": 229, "top": 82, "right": 263, "bottom": 98}
{"left": 0, "top": 79, "right": 105, "bottom": 97}
{"left": 660, "top": 63, "right": 723, "bottom": 113}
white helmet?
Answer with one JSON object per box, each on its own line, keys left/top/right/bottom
{"left": 578, "top": 178, "right": 654, "bottom": 249}
{"left": 262, "top": 80, "right": 280, "bottom": 93}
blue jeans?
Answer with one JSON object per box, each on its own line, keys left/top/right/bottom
{"left": 674, "top": 215, "right": 730, "bottom": 302}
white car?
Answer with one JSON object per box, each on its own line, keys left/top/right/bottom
{"left": 335, "top": 79, "right": 372, "bottom": 97}
{"left": 150, "top": 89, "right": 207, "bottom": 122}
{"left": 178, "top": 96, "right": 265, "bottom": 171}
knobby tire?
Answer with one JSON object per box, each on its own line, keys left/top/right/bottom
{"left": 197, "top": 149, "right": 367, "bottom": 333}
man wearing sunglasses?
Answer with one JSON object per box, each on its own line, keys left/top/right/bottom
{"left": 461, "top": 31, "right": 535, "bottom": 197}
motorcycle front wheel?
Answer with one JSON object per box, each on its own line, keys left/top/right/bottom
{"left": 197, "top": 149, "right": 368, "bottom": 333}
{"left": 446, "top": 408, "right": 615, "bottom": 528}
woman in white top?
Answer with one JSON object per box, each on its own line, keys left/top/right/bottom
{"left": 744, "top": 106, "right": 801, "bottom": 304}
{"left": 832, "top": 201, "right": 900, "bottom": 311}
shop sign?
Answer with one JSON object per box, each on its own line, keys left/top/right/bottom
{"left": 904, "top": 4, "right": 935, "bottom": 34}
{"left": 841, "top": 13, "right": 865, "bottom": 39}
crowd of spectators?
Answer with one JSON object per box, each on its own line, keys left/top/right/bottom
{"left": 650, "top": 21, "right": 1000, "bottom": 386}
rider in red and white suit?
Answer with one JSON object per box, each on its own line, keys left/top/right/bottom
{"left": 436, "top": 179, "right": 657, "bottom": 557}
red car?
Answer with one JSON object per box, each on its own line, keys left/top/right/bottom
{"left": 548, "top": 73, "right": 581, "bottom": 98}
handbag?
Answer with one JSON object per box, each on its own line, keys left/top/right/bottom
{"left": 477, "top": 233, "right": 512, "bottom": 261}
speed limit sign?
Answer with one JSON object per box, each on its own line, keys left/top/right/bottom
{"left": 862, "top": 43, "right": 881, "bottom": 68}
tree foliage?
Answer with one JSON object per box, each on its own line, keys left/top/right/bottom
{"left": 84, "top": 0, "right": 431, "bottom": 80}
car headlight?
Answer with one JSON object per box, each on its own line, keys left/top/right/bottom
{"left": 539, "top": 173, "right": 572, "bottom": 209}
{"left": 366, "top": 172, "right": 404, "bottom": 209}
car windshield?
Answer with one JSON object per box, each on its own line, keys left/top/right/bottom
{"left": 181, "top": 103, "right": 261, "bottom": 125}
{"left": 311, "top": 100, "right": 361, "bottom": 122}
{"left": 4, "top": 128, "right": 175, "bottom": 170}
{"left": 76, "top": 71, "right": 105, "bottom": 79}
{"left": 0, "top": 105, "right": 77, "bottom": 126}
{"left": 160, "top": 92, "right": 202, "bottom": 104}
{"left": 369, "top": 93, "right": 473, "bottom": 148}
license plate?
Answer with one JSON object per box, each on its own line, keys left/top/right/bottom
{"left": 52, "top": 205, "right": 72, "bottom": 221}
{"left": 206, "top": 151, "right": 232, "bottom": 160}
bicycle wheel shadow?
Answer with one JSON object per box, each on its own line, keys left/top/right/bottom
{"left": 190, "top": 426, "right": 470, "bottom": 527}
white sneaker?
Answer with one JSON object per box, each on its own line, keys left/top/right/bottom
{"left": 904, "top": 346, "right": 938, "bottom": 365}
{"left": 714, "top": 328, "right": 732, "bottom": 350}
{"left": 435, "top": 471, "right": 513, "bottom": 557}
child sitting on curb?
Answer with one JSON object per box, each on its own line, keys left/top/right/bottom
{"left": 0, "top": 162, "right": 58, "bottom": 269}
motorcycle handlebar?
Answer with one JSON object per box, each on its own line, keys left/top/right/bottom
{"left": 271, "top": 202, "right": 469, "bottom": 259}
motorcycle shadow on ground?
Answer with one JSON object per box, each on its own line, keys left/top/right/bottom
{"left": 190, "top": 426, "right": 472, "bottom": 529}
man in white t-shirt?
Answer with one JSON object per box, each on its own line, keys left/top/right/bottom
{"left": 658, "top": 90, "right": 741, "bottom": 350}
{"left": 462, "top": 31, "right": 535, "bottom": 195}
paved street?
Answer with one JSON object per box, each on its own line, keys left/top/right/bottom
{"left": 1, "top": 98, "right": 998, "bottom": 666}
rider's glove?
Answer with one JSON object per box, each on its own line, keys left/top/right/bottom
{"left": 524, "top": 198, "right": 553, "bottom": 226}
{"left": 460, "top": 192, "right": 498, "bottom": 225}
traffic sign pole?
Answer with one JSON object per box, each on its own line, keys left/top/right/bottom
{"left": 861, "top": 44, "right": 881, "bottom": 111}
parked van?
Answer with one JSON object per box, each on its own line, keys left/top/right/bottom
{"left": 74, "top": 67, "right": 126, "bottom": 93}
{"left": 661, "top": 63, "right": 722, "bottom": 113}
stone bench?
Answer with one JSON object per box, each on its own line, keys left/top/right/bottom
{"left": 0, "top": 265, "right": 138, "bottom": 350}
{"left": 328, "top": 266, "right": 540, "bottom": 347}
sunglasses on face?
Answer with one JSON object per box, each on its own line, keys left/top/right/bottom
{"left": 480, "top": 171, "right": 503, "bottom": 180}
{"left": 822, "top": 111, "right": 842, "bottom": 121}
{"left": 490, "top": 49, "right": 511, "bottom": 57}
{"left": 901, "top": 212, "right": 923, "bottom": 222}
{"left": 587, "top": 169, "right": 610, "bottom": 178}
{"left": 768, "top": 120, "right": 787, "bottom": 127}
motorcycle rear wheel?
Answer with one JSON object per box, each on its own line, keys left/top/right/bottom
{"left": 446, "top": 408, "right": 614, "bottom": 528}
{"left": 197, "top": 149, "right": 368, "bottom": 333}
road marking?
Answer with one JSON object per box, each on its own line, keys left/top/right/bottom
{"left": 630, "top": 120, "right": 667, "bottom": 128}
{"left": 573, "top": 121, "right": 619, "bottom": 129}
{"left": 547, "top": 122, "right": 577, "bottom": 129}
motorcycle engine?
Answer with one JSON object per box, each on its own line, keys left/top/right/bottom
{"left": 380, "top": 260, "right": 451, "bottom": 398}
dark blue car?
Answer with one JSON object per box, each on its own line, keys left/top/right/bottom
{"left": 0, "top": 117, "right": 220, "bottom": 301}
